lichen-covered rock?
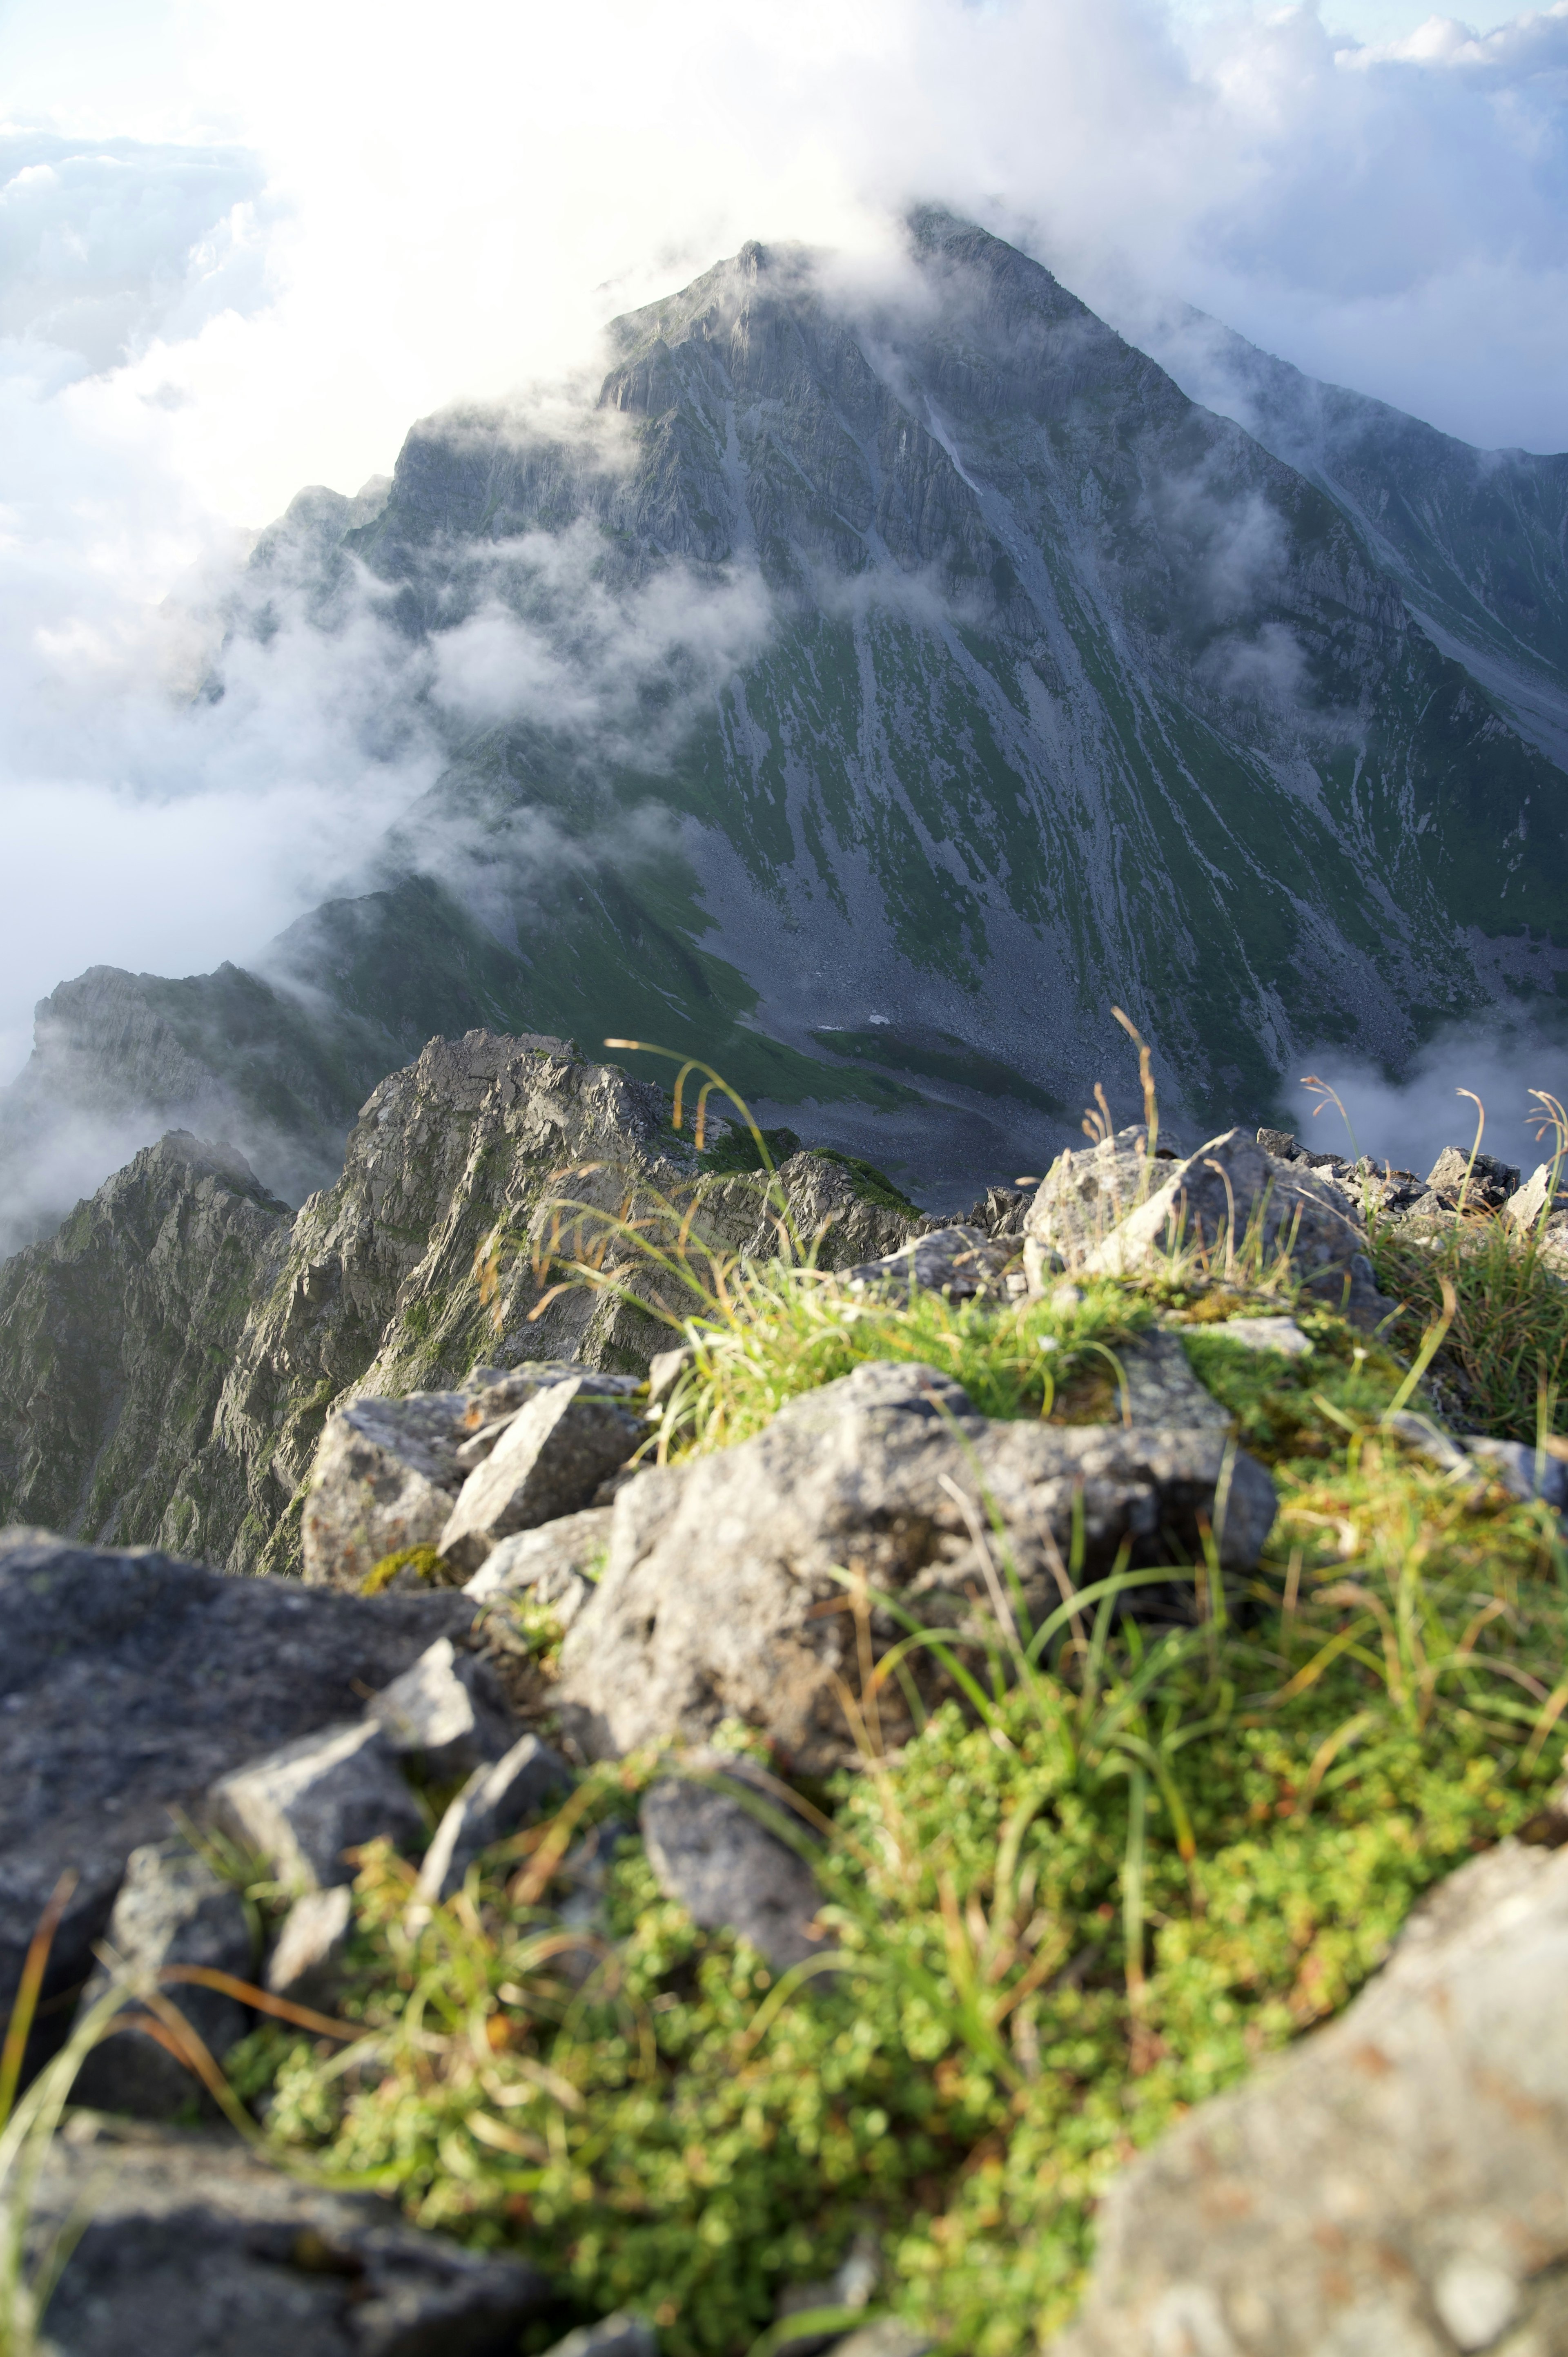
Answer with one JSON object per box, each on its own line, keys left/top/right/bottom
{"left": 1022, "top": 1128, "right": 1172, "bottom": 1289}
{"left": 1048, "top": 1840, "right": 1568, "bottom": 2357}
{"left": 463, "top": 1506, "right": 612, "bottom": 1626}
{"left": 1060, "top": 1128, "right": 1392, "bottom": 1329}
{"left": 558, "top": 1360, "right": 1275, "bottom": 1770}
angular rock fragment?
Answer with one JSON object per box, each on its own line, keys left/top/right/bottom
{"left": 73, "top": 1839, "right": 253, "bottom": 2119}
{"left": 641, "top": 1759, "right": 830, "bottom": 1974}
{"left": 0, "top": 1532, "right": 471, "bottom": 2047}
{"left": 647, "top": 1346, "right": 695, "bottom": 1406}
{"left": 209, "top": 1721, "right": 422, "bottom": 1891}
{"left": 1506, "top": 1161, "right": 1568, "bottom": 1231}
{"left": 1203, "top": 1315, "right": 1313, "bottom": 1358}
{"left": 463, "top": 1506, "right": 611, "bottom": 1631}
{"left": 265, "top": 1885, "right": 353, "bottom": 2003}
{"left": 842, "top": 1224, "right": 1018, "bottom": 1302}
{"left": 1426, "top": 1144, "right": 1520, "bottom": 1210}
{"left": 414, "top": 1734, "right": 573, "bottom": 1905}
{"left": 1022, "top": 1127, "right": 1173, "bottom": 1289}
{"left": 1465, "top": 1436, "right": 1568, "bottom": 1510}
{"left": 299, "top": 1364, "right": 611, "bottom": 1589}
{"left": 363, "top": 1636, "right": 515, "bottom": 1776}
{"left": 31, "top": 2120, "right": 548, "bottom": 2357}
{"left": 559, "top": 1360, "right": 1275, "bottom": 1768}
{"left": 1049, "top": 1841, "right": 1568, "bottom": 2357}
{"left": 439, "top": 1375, "right": 649, "bottom": 1574}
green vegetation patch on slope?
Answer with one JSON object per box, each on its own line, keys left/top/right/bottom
{"left": 225, "top": 1242, "right": 1568, "bottom": 2357}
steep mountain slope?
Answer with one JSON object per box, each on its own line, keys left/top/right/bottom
{"left": 7, "top": 212, "right": 1567, "bottom": 1238}
{"left": 289, "top": 209, "right": 1568, "bottom": 1158}
{"left": 1139, "top": 303, "right": 1568, "bottom": 766}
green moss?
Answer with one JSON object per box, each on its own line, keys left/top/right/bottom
{"left": 359, "top": 1543, "right": 461, "bottom": 1595}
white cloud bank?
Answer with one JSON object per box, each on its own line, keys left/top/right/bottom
{"left": 0, "top": 0, "right": 1565, "bottom": 1083}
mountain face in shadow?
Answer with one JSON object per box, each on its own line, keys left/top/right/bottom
{"left": 5, "top": 210, "right": 1567, "bottom": 1243}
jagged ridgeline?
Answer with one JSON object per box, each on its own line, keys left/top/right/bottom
{"left": 0, "top": 1034, "right": 918, "bottom": 1575}
{"left": 3, "top": 207, "right": 1567, "bottom": 1244}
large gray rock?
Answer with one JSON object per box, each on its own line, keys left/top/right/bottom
{"left": 641, "top": 1759, "right": 831, "bottom": 1974}
{"left": 439, "top": 1376, "right": 649, "bottom": 1574}
{"left": 209, "top": 1720, "right": 423, "bottom": 1893}
{"left": 1426, "top": 1145, "right": 1520, "bottom": 1210}
{"left": 30, "top": 2119, "right": 548, "bottom": 2356}
{"left": 1022, "top": 1128, "right": 1176, "bottom": 1288}
{"left": 0, "top": 1531, "right": 474, "bottom": 2047}
{"left": 300, "top": 1365, "right": 595, "bottom": 1589}
{"left": 72, "top": 1839, "right": 253, "bottom": 2119}
{"left": 363, "top": 1637, "right": 516, "bottom": 1776}
{"left": 1065, "top": 1128, "right": 1391, "bottom": 1329}
{"left": 1049, "top": 1840, "right": 1568, "bottom": 2357}
{"left": 414, "top": 1734, "right": 574, "bottom": 1905}
{"left": 558, "top": 1361, "right": 1275, "bottom": 1770}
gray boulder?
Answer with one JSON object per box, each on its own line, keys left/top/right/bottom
{"left": 209, "top": 1721, "right": 423, "bottom": 1892}
{"left": 299, "top": 1365, "right": 603, "bottom": 1590}
{"left": 439, "top": 1375, "right": 649, "bottom": 1574}
{"left": 301, "top": 1393, "right": 472, "bottom": 1589}
{"left": 463, "top": 1506, "right": 612, "bottom": 1632}
{"left": 558, "top": 1360, "right": 1275, "bottom": 1770}
{"left": 641, "top": 1759, "right": 830, "bottom": 1974}
{"left": 1426, "top": 1145, "right": 1521, "bottom": 1210}
{"left": 0, "top": 1531, "right": 473, "bottom": 2049}
{"left": 1065, "top": 1128, "right": 1391, "bottom": 1329}
{"left": 841, "top": 1225, "right": 1018, "bottom": 1303}
{"left": 1022, "top": 1127, "right": 1173, "bottom": 1289}
{"left": 1049, "top": 1839, "right": 1568, "bottom": 2357}
{"left": 266, "top": 1885, "right": 354, "bottom": 2003}
{"left": 72, "top": 1839, "right": 253, "bottom": 2119}
{"left": 414, "top": 1734, "right": 574, "bottom": 1906}
{"left": 363, "top": 1637, "right": 516, "bottom": 1776}
{"left": 30, "top": 2119, "right": 548, "bottom": 2356}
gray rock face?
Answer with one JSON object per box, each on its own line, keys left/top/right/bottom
{"left": 0, "top": 1133, "right": 292, "bottom": 1552}
{"left": 363, "top": 1638, "right": 516, "bottom": 1777}
{"left": 31, "top": 2119, "right": 548, "bottom": 2357}
{"left": 266, "top": 1886, "right": 354, "bottom": 2002}
{"left": 415, "top": 1734, "right": 574, "bottom": 1905}
{"left": 209, "top": 1721, "right": 423, "bottom": 1893}
{"left": 0, "top": 1531, "right": 473, "bottom": 2040}
{"left": 1049, "top": 1840, "right": 1568, "bottom": 2357}
{"left": 558, "top": 1360, "right": 1275, "bottom": 1769}
{"left": 1022, "top": 1128, "right": 1171, "bottom": 1287}
{"left": 301, "top": 1394, "right": 472, "bottom": 1589}
{"left": 438, "top": 1376, "right": 650, "bottom": 1574}
{"left": 641, "top": 1762, "right": 830, "bottom": 1973}
{"left": 72, "top": 1839, "right": 253, "bottom": 2119}
{"left": 1064, "top": 1128, "right": 1391, "bottom": 1329}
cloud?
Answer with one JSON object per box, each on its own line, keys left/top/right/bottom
{"left": 1286, "top": 1023, "right": 1568, "bottom": 1183}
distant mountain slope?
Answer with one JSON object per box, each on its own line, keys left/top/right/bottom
{"left": 7, "top": 210, "right": 1568, "bottom": 1245}
{"left": 1137, "top": 303, "right": 1568, "bottom": 765}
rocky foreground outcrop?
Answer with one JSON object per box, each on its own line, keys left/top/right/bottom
{"left": 9, "top": 1072, "right": 1568, "bottom": 2353}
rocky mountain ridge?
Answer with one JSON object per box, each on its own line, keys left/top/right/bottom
{"left": 6, "top": 211, "right": 1568, "bottom": 1249}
